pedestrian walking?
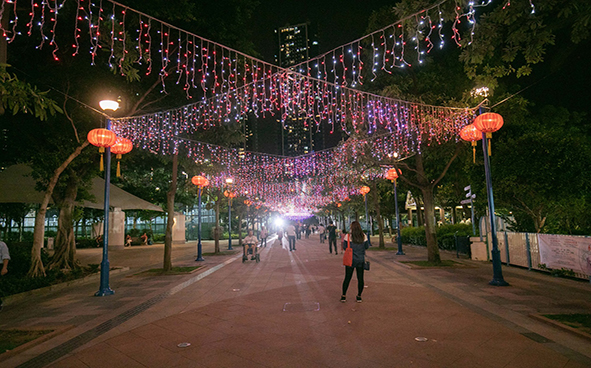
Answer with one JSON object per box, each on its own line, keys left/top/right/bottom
{"left": 260, "top": 226, "right": 268, "bottom": 247}
{"left": 326, "top": 221, "right": 338, "bottom": 254}
{"left": 295, "top": 222, "right": 301, "bottom": 239}
{"left": 0, "top": 240, "right": 10, "bottom": 311}
{"left": 341, "top": 221, "right": 370, "bottom": 303}
{"left": 286, "top": 224, "right": 296, "bottom": 251}
{"left": 318, "top": 224, "right": 326, "bottom": 243}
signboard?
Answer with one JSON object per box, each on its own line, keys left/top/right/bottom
{"left": 538, "top": 234, "right": 591, "bottom": 275}
{"left": 460, "top": 199, "right": 472, "bottom": 205}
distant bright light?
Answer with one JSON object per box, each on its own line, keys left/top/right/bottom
{"left": 225, "top": 178, "right": 234, "bottom": 184}
{"left": 99, "top": 99, "right": 119, "bottom": 111}
{"left": 274, "top": 218, "right": 285, "bottom": 228}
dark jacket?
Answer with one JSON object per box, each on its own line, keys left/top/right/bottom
{"left": 342, "top": 234, "right": 370, "bottom": 267}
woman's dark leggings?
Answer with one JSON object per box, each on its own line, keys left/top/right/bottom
{"left": 342, "top": 266, "right": 364, "bottom": 296}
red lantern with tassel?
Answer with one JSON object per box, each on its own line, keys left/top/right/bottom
{"left": 385, "top": 168, "right": 401, "bottom": 182}
{"left": 473, "top": 112, "right": 503, "bottom": 156}
{"left": 359, "top": 186, "right": 370, "bottom": 196}
{"left": 87, "top": 129, "right": 117, "bottom": 171}
{"left": 191, "top": 175, "right": 209, "bottom": 188}
{"left": 460, "top": 124, "right": 483, "bottom": 163}
{"left": 110, "top": 138, "right": 133, "bottom": 177}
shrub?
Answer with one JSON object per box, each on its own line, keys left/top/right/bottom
{"left": 400, "top": 224, "right": 476, "bottom": 250}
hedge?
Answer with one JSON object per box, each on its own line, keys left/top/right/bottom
{"left": 400, "top": 224, "right": 477, "bottom": 251}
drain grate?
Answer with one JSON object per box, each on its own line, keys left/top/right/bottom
{"left": 521, "top": 332, "right": 552, "bottom": 343}
{"left": 282, "top": 302, "right": 320, "bottom": 312}
{"left": 17, "top": 257, "right": 237, "bottom": 368}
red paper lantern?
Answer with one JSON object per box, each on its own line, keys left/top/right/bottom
{"left": 192, "top": 175, "right": 209, "bottom": 187}
{"left": 110, "top": 138, "right": 133, "bottom": 155}
{"left": 244, "top": 200, "right": 253, "bottom": 206}
{"left": 87, "top": 129, "right": 117, "bottom": 171}
{"left": 359, "top": 186, "right": 370, "bottom": 196}
{"left": 473, "top": 112, "right": 503, "bottom": 133}
{"left": 459, "top": 124, "right": 482, "bottom": 142}
{"left": 109, "top": 137, "right": 133, "bottom": 178}
{"left": 385, "top": 168, "right": 401, "bottom": 181}
{"left": 224, "top": 190, "right": 237, "bottom": 198}
{"left": 87, "top": 128, "right": 117, "bottom": 148}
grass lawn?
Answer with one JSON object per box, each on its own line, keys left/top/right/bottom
{"left": 367, "top": 247, "right": 398, "bottom": 251}
{"left": 543, "top": 314, "right": 591, "bottom": 335}
{"left": 0, "top": 329, "right": 54, "bottom": 354}
{"left": 402, "top": 260, "right": 461, "bottom": 268}
{"left": 139, "top": 266, "right": 202, "bottom": 276}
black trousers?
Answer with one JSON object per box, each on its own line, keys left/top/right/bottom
{"left": 342, "top": 266, "right": 364, "bottom": 296}
{"left": 328, "top": 238, "right": 337, "bottom": 254}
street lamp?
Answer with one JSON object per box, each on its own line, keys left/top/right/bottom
{"left": 192, "top": 175, "right": 209, "bottom": 261}
{"left": 91, "top": 98, "right": 120, "bottom": 297}
{"left": 464, "top": 109, "right": 508, "bottom": 286}
{"left": 386, "top": 168, "right": 404, "bottom": 255}
{"left": 359, "top": 186, "right": 371, "bottom": 240}
{"left": 224, "top": 178, "right": 235, "bottom": 250}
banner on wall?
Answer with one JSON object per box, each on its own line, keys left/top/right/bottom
{"left": 538, "top": 234, "right": 591, "bottom": 275}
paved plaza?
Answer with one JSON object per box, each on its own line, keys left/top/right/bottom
{"left": 1, "top": 235, "right": 591, "bottom": 367}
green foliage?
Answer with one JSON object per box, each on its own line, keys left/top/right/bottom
{"left": 0, "top": 329, "right": 55, "bottom": 354}
{"left": 400, "top": 223, "right": 475, "bottom": 250}
{"left": 0, "top": 64, "right": 62, "bottom": 120}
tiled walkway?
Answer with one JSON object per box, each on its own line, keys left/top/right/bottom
{"left": 2, "top": 236, "right": 591, "bottom": 367}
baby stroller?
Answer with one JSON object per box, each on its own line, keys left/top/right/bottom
{"left": 242, "top": 242, "right": 260, "bottom": 263}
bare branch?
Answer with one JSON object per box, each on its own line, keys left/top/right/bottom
{"left": 432, "top": 143, "right": 462, "bottom": 187}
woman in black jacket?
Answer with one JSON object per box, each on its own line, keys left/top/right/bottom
{"left": 341, "top": 221, "right": 370, "bottom": 303}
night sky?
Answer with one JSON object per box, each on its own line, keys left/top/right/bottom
{"left": 250, "top": 0, "right": 396, "bottom": 62}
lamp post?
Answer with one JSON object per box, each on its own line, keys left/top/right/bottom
{"left": 224, "top": 178, "right": 235, "bottom": 250}
{"left": 386, "top": 168, "right": 404, "bottom": 255}
{"left": 463, "top": 109, "right": 508, "bottom": 286}
{"left": 192, "top": 175, "right": 209, "bottom": 261}
{"left": 359, "top": 186, "right": 371, "bottom": 239}
{"left": 92, "top": 99, "right": 120, "bottom": 297}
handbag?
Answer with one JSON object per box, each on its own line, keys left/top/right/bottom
{"left": 343, "top": 235, "right": 353, "bottom": 267}
{"left": 363, "top": 261, "right": 370, "bottom": 271}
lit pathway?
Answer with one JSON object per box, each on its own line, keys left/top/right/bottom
{"left": 2, "top": 234, "right": 591, "bottom": 367}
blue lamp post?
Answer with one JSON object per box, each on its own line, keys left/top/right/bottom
{"left": 386, "top": 168, "right": 404, "bottom": 255}
{"left": 94, "top": 99, "right": 120, "bottom": 297}
{"left": 192, "top": 175, "right": 209, "bottom": 261}
{"left": 224, "top": 178, "right": 235, "bottom": 250}
{"left": 467, "top": 108, "right": 508, "bottom": 286}
{"left": 360, "top": 186, "right": 370, "bottom": 240}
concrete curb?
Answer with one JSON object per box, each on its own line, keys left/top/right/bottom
{"left": 3, "top": 267, "right": 130, "bottom": 306}
{"left": 530, "top": 314, "right": 591, "bottom": 342}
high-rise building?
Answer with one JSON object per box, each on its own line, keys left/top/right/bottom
{"left": 275, "top": 23, "right": 319, "bottom": 68}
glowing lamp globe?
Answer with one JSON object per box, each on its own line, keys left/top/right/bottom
{"left": 110, "top": 138, "right": 133, "bottom": 155}
{"left": 459, "top": 124, "right": 482, "bottom": 142}
{"left": 99, "top": 99, "right": 120, "bottom": 111}
{"left": 474, "top": 112, "right": 503, "bottom": 133}
{"left": 192, "top": 175, "right": 209, "bottom": 187}
{"left": 359, "top": 186, "right": 370, "bottom": 196}
{"left": 385, "top": 168, "right": 401, "bottom": 181}
{"left": 87, "top": 128, "right": 117, "bottom": 148}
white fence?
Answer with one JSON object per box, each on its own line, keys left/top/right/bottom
{"left": 486, "top": 231, "right": 591, "bottom": 281}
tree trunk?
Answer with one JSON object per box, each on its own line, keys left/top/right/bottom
{"left": 238, "top": 211, "right": 243, "bottom": 247}
{"left": 48, "top": 174, "right": 79, "bottom": 270}
{"left": 371, "top": 182, "right": 386, "bottom": 248}
{"left": 214, "top": 196, "right": 220, "bottom": 253}
{"left": 28, "top": 141, "right": 89, "bottom": 278}
{"left": 163, "top": 153, "right": 178, "bottom": 271}
{"left": 421, "top": 186, "right": 441, "bottom": 263}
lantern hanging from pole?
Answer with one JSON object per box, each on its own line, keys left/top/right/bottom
{"left": 359, "top": 186, "right": 370, "bottom": 196}
{"left": 87, "top": 129, "right": 117, "bottom": 171}
{"left": 244, "top": 200, "right": 253, "bottom": 206}
{"left": 460, "top": 124, "right": 483, "bottom": 163}
{"left": 385, "top": 168, "right": 401, "bottom": 182}
{"left": 473, "top": 112, "right": 503, "bottom": 156}
{"left": 110, "top": 138, "right": 133, "bottom": 177}
{"left": 191, "top": 175, "right": 209, "bottom": 188}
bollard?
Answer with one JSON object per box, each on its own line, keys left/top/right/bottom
{"left": 525, "top": 233, "right": 532, "bottom": 271}
{"left": 504, "top": 231, "right": 510, "bottom": 266}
